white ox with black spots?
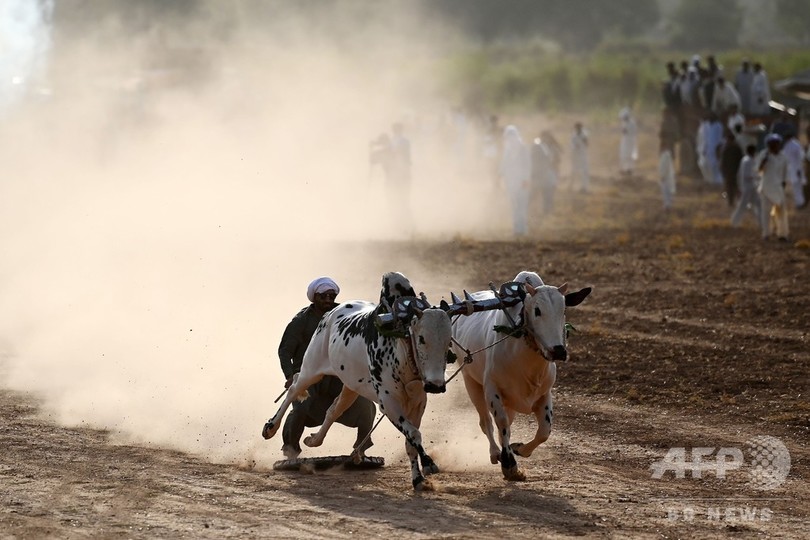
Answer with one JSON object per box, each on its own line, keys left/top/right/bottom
{"left": 262, "top": 272, "right": 453, "bottom": 490}
{"left": 451, "top": 271, "right": 591, "bottom": 481}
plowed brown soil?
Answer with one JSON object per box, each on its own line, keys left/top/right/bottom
{"left": 2, "top": 163, "right": 809, "bottom": 538}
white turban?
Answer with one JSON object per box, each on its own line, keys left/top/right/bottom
{"left": 306, "top": 277, "right": 340, "bottom": 302}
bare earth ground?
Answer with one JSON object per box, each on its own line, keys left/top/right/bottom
{"left": 2, "top": 162, "right": 810, "bottom": 538}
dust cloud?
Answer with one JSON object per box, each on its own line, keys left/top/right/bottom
{"left": 0, "top": 2, "right": 502, "bottom": 470}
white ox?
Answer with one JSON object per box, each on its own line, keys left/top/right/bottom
{"left": 262, "top": 272, "right": 455, "bottom": 490}
{"left": 451, "top": 271, "right": 591, "bottom": 480}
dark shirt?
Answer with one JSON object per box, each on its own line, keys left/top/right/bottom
{"left": 278, "top": 304, "right": 335, "bottom": 379}
{"left": 721, "top": 141, "right": 744, "bottom": 179}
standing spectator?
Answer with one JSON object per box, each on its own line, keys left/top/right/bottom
{"left": 541, "top": 129, "right": 563, "bottom": 181}
{"left": 701, "top": 56, "right": 720, "bottom": 110}
{"left": 711, "top": 76, "right": 741, "bottom": 118}
{"left": 750, "top": 63, "right": 771, "bottom": 118}
{"left": 663, "top": 62, "right": 681, "bottom": 110}
{"left": 700, "top": 112, "right": 724, "bottom": 185}
{"left": 531, "top": 132, "right": 558, "bottom": 216}
{"left": 680, "top": 66, "right": 701, "bottom": 106}
{"left": 680, "top": 70, "right": 702, "bottom": 177}
{"left": 731, "top": 144, "right": 761, "bottom": 227}
{"left": 757, "top": 134, "right": 790, "bottom": 241}
{"left": 726, "top": 103, "right": 745, "bottom": 135}
{"left": 735, "top": 59, "right": 754, "bottom": 115}
{"left": 500, "top": 125, "right": 532, "bottom": 236}
{"left": 274, "top": 277, "right": 376, "bottom": 459}
{"left": 720, "top": 129, "right": 744, "bottom": 207}
{"left": 619, "top": 107, "right": 638, "bottom": 176}
{"left": 659, "top": 108, "right": 679, "bottom": 211}
{"left": 783, "top": 132, "right": 807, "bottom": 209}
{"left": 570, "top": 122, "right": 590, "bottom": 193}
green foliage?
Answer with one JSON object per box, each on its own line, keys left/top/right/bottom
{"left": 670, "top": 0, "right": 743, "bottom": 50}
{"left": 440, "top": 45, "right": 810, "bottom": 114}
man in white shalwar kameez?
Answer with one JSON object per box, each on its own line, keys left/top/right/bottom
{"left": 731, "top": 144, "right": 761, "bottom": 227}
{"left": 711, "top": 76, "right": 741, "bottom": 117}
{"left": 750, "top": 63, "right": 771, "bottom": 118}
{"left": 782, "top": 132, "right": 807, "bottom": 209}
{"left": 500, "top": 125, "right": 531, "bottom": 236}
{"left": 734, "top": 60, "right": 753, "bottom": 115}
{"left": 701, "top": 113, "right": 724, "bottom": 185}
{"left": 619, "top": 107, "right": 638, "bottom": 176}
{"left": 571, "top": 122, "right": 590, "bottom": 192}
{"left": 757, "top": 134, "right": 790, "bottom": 241}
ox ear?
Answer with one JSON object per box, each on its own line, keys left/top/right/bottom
{"left": 565, "top": 287, "right": 592, "bottom": 307}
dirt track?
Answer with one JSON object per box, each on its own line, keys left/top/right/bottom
{"left": 2, "top": 166, "right": 809, "bottom": 538}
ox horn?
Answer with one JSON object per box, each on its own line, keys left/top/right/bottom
{"left": 525, "top": 283, "right": 537, "bottom": 296}
{"left": 444, "top": 282, "right": 524, "bottom": 317}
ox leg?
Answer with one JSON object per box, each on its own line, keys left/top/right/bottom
{"left": 409, "top": 395, "right": 439, "bottom": 476}
{"left": 404, "top": 440, "right": 432, "bottom": 491}
{"left": 463, "top": 374, "right": 500, "bottom": 464}
{"left": 262, "top": 372, "right": 324, "bottom": 440}
{"left": 378, "top": 395, "right": 436, "bottom": 490}
{"left": 303, "top": 386, "right": 359, "bottom": 449}
{"left": 485, "top": 384, "right": 525, "bottom": 481}
{"left": 511, "top": 393, "right": 552, "bottom": 458}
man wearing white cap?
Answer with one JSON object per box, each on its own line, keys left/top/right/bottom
{"left": 277, "top": 277, "right": 376, "bottom": 459}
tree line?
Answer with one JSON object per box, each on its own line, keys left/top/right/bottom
{"left": 48, "top": 0, "right": 810, "bottom": 51}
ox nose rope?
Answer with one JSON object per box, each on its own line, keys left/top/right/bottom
{"left": 349, "top": 413, "right": 386, "bottom": 463}
{"left": 445, "top": 333, "right": 513, "bottom": 384}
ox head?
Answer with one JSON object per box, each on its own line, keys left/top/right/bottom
{"left": 521, "top": 280, "right": 591, "bottom": 362}
{"left": 377, "top": 295, "right": 451, "bottom": 394}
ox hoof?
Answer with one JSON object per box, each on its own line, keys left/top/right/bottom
{"left": 490, "top": 453, "right": 500, "bottom": 465}
{"left": 303, "top": 434, "right": 322, "bottom": 448}
{"left": 281, "top": 444, "right": 301, "bottom": 459}
{"left": 510, "top": 442, "right": 529, "bottom": 458}
{"left": 262, "top": 421, "right": 276, "bottom": 440}
{"left": 423, "top": 462, "right": 440, "bottom": 476}
{"left": 502, "top": 466, "right": 527, "bottom": 482}
{"left": 413, "top": 476, "right": 435, "bottom": 492}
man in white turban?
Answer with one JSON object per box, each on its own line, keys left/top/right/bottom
{"left": 306, "top": 277, "right": 340, "bottom": 304}
{"left": 277, "top": 277, "right": 375, "bottom": 459}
